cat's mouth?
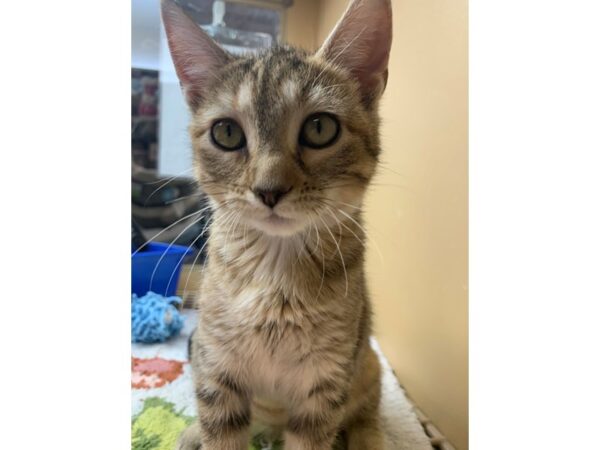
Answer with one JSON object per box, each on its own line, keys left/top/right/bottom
{"left": 265, "top": 213, "right": 294, "bottom": 226}
{"left": 250, "top": 211, "right": 306, "bottom": 237}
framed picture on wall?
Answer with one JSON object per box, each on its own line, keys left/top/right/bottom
{"left": 132, "top": 68, "right": 159, "bottom": 171}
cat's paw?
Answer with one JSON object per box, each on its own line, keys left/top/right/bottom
{"left": 175, "top": 422, "right": 203, "bottom": 450}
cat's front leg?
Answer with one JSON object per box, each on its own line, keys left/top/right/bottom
{"left": 176, "top": 421, "right": 202, "bottom": 450}
{"left": 283, "top": 380, "right": 349, "bottom": 450}
{"left": 189, "top": 372, "right": 252, "bottom": 450}
{"left": 346, "top": 418, "right": 384, "bottom": 450}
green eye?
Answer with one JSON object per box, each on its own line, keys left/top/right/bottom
{"left": 299, "top": 113, "right": 340, "bottom": 149}
{"left": 210, "top": 119, "right": 246, "bottom": 151}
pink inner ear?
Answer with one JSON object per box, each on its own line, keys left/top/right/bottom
{"left": 354, "top": 30, "right": 392, "bottom": 92}
{"left": 318, "top": 0, "right": 393, "bottom": 103}
{"left": 161, "top": 0, "right": 230, "bottom": 108}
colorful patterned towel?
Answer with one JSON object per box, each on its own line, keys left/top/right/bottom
{"left": 131, "top": 310, "right": 432, "bottom": 450}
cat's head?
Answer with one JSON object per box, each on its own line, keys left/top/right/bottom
{"left": 162, "top": 0, "right": 392, "bottom": 237}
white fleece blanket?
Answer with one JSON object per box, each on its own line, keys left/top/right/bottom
{"left": 132, "top": 310, "right": 432, "bottom": 450}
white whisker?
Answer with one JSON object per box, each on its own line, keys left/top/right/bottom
{"left": 144, "top": 169, "right": 197, "bottom": 204}
{"left": 336, "top": 207, "right": 385, "bottom": 267}
{"left": 131, "top": 206, "right": 211, "bottom": 256}
{"left": 182, "top": 217, "right": 213, "bottom": 302}
{"left": 164, "top": 223, "right": 208, "bottom": 296}
{"left": 323, "top": 205, "right": 366, "bottom": 250}
{"left": 142, "top": 167, "right": 194, "bottom": 185}
{"left": 318, "top": 214, "right": 348, "bottom": 297}
{"left": 310, "top": 217, "right": 326, "bottom": 301}
{"left": 148, "top": 214, "right": 206, "bottom": 292}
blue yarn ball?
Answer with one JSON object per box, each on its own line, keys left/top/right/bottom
{"left": 131, "top": 291, "right": 184, "bottom": 343}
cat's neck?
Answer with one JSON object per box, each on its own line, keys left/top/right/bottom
{"left": 206, "top": 208, "right": 366, "bottom": 302}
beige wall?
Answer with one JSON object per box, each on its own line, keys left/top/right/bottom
{"left": 284, "top": 0, "right": 319, "bottom": 51}
{"left": 311, "top": 1, "right": 469, "bottom": 449}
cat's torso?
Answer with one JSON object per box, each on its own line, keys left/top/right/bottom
{"left": 197, "top": 267, "right": 361, "bottom": 391}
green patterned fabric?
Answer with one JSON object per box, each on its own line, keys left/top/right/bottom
{"left": 131, "top": 397, "right": 349, "bottom": 450}
{"left": 132, "top": 398, "right": 194, "bottom": 450}
{"left": 132, "top": 397, "right": 288, "bottom": 450}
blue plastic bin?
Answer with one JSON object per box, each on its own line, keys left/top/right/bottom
{"left": 131, "top": 242, "right": 193, "bottom": 297}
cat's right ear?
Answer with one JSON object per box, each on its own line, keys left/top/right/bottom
{"left": 161, "top": 0, "right": 231, "bottom": 109}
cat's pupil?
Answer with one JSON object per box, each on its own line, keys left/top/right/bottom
{"left": 315, "top": 119, "right": 322, "bottom": 134}
{"left": 226, "top": 123, "right": 232, "bottom": 137}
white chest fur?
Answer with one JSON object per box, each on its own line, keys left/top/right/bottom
{"left": 210, "top": 285, "right": 326, "bottom": 401}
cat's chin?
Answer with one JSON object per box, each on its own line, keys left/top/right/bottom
{"left": 249, "top": 213, "right": 307, "bottom": 237}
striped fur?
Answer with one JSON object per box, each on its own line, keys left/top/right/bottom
{"left": 162, "top": 0, "right": 393, "bottom": 448}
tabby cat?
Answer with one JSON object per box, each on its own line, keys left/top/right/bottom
{"left": 161, "top": 0, "right": 393, "bottom": 448}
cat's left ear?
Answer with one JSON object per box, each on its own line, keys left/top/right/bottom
{"left": 316, "top": 0, "right": 393, "bottom": 105}
{"left": 161, "top": 0, "right": 231, "bottom": 109}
